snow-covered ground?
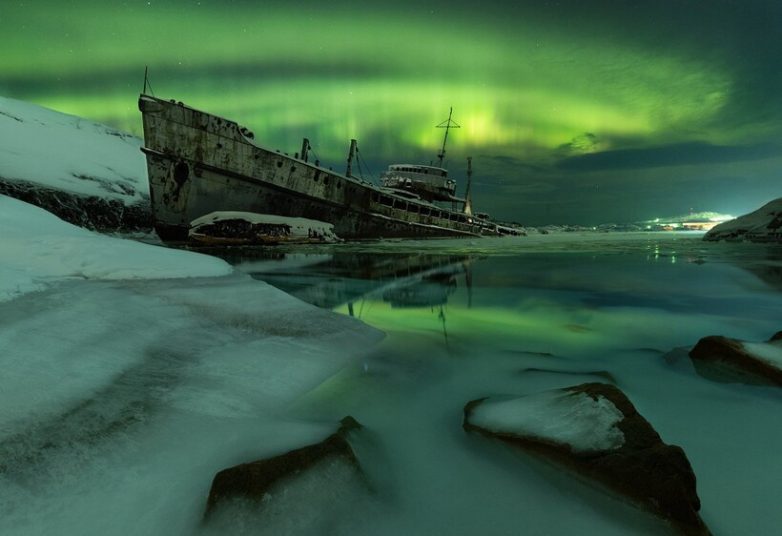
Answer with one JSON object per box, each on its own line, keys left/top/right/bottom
{"left": 0, "top": 195, "right": 383, "bottom": 535}
{"left": 705, "top": 197, "right": 782, "bottom": 242}
{"left": 0, "top": 96, "right": 147, "bottom": 204}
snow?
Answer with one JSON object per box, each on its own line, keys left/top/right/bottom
{"left": 0, "top": 195, "right": 231, "bottom": 302}
{"left": 0, "top": 196, "right": 384, "bottom": 535}
{"left": 742, "top": 341, "right": 782, "bottom": 369}
{"left": 469, "top": 390, "right": 626, "bottom": 453}
{"left": 0, "top": 96, "right": 147, "bottom": 203}
{"left": 705, "top": 198, "right": 782, "bottom": 242}
{"left": 190, "top": 211, "right": 340, "bottom": 242}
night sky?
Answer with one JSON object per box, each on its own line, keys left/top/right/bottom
{"left": 2, "top": 0, "right": 781, "bottom": 225}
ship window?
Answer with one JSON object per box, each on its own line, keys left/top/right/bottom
{"left": 424, "top": 169, "right": 428, "bottom": 174}
{"left": 409, "top": 204, "right": 419, "bottom": 214}
{"left": 337, "top": 181, "right": 342, "bottom": 189}
{"left": 380, "top": 196, "right": 393, "bottom": 207}
{"left": 314, "top": 171, "right": 320, "bottom": 182}
{"left": 324, "top": 176, "right": 330, "bottom": 185}
{"left": 420, "top": 207, "right": 430, "bottom": 216}
{"left": 371, "top": 192, "right": 379, "bottom": 202}
{"left": 276, "top": 161, "right": 282, "bottom": 168}
{"left": 291, "top": 166, "right": 296, "bottom": 172}
{"left": 441, "top": 171, "right": 446, "bottom": 177}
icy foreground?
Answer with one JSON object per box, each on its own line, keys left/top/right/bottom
{"left": 704, "top": 197, "right": 782, "bottom": 242}
{"left": 0, "top": 197, "right": 383, "bottom": 535}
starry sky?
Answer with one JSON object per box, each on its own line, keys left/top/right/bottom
{"left": 2, "top": 0, "right": 781, "bottom": 224}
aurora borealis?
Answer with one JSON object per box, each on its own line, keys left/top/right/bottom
{"left": 2, "top": 0, "right": 781, "bottom": 224}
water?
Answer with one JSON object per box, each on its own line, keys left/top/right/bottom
{"left": 2, "top": 232, "right": 780, "bottom": 535}
{"left": 214, "top": 232, "right": 782, "bottom": 535}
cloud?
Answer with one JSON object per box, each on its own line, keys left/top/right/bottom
{"left": 557, "top": 141, "right": 782, "bottom": 171}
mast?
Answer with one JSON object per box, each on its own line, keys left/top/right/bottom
{"left": 346, "top": 139, "right": 357, "bottom": 178}
{"left": 436, "top": 107, "right": 460, "bottom": 168}
{"left": 300, "top": 138, "right": 310, "bottom": 163}
{"left": 463, "top": 156, "right": 473, "bottom": 216}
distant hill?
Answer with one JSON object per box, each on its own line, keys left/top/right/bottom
{"left": 0, "top": 96, "right": 150, "bottom": 231}
{"left": 704, "top": 198, "right": 782, "bottom": 242}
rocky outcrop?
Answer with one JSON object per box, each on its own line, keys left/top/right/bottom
{"left": 464, "top": 383, "right": 709, "bottom": 535}
{"left": 204, "top": 416, "right": 365, "bottom": 517}
{"left": 0, "top": 179, "right": 151, "bottom": 232}
{"left": 689, "top": 334, "right": 782, "bottom": 386}
{"left": 704, "top": 198, "right": 782, "bottom": 242}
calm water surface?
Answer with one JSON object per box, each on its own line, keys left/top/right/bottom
{"left": 213, "top": 232, "right": 782, "bottom": 535}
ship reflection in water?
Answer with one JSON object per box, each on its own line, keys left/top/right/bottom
{"left": 222, "top": 251, "right": 474, "bottom": 336}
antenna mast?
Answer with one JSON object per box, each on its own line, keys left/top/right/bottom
{"left": 463, "top": 156, "right": 473, "bottom": 216}
{"left": 436, "top": 107, "right": 460, "bottom": 168}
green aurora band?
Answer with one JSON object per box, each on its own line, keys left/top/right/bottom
{"left": 2, "top": 0, "right": 780, "bottom": 224}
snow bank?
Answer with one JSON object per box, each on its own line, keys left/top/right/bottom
{"left": 0, "top": 195, "right": 231, "bottom": 302}
{"left": 468, "top": 390, "right": 625, "bottom": 452}
{"left": 0, "top": 96, "right": 147, "bottom": 203}
{"left": 704, "top": 198, "right": 782, "bottom": 242}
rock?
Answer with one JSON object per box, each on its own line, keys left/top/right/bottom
{"left": 703, "top": 198, "right": 782, "bottom": 243}
{"left": 464, "top": 383, "right": 709, "bottom": 535}
{"left": 689, "top": 334, "right": 782, "bottom": 386}
{"left": 204, "top": 416, "right": 364, "bottom": 517}
{"left": 0, "top": 179, "right": 151, "bottom": 232}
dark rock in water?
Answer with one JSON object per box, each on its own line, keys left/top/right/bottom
{"left": 204, "top": 416, "right": 364, "bottom": 517}
{"left": 689, "top": 334, "right": 782, "bottom": 387}
{"left": 0, "top": 179, "right": 151, "bottom": 232}
{"left": 519, "top": 367, "right": 617, "bottom": 383}
{"left": 464, "top": 383, "right": 709, "bottom": 536}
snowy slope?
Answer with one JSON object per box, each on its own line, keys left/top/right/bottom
{"left": 0, "top": 195, "right": 230, "bottom": 302}
{"left": 704, "top": 198, "right": 782, "bottom": 242}
{"left": 0, "top": 96, "right": 147, "bottom": 203}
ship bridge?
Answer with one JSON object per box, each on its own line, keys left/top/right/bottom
{"left": 380, "top": 164, "right": 458, "bottom": 202}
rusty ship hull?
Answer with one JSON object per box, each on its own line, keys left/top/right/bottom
{"left": 138, "top": 95, "right": 489, "bottom": 242}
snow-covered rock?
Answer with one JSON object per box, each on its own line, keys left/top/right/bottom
{"left": 189, "top": 211, "right": 340, "bottom": 245}
{"left": 205, "top": 416, "right": 365, "bottom": 518}
{"left": 0, "top": 96, "right": 150, "bottom": 230}
{"left": 703, "top": 198, "right": 782, "bottom": 242}
{"left": 466, "top": 388, "right": 626, "bottom": 453}
{"left": 464, "top": 383, "right": 708, "bottom": 535}
{"left": 689, "top": 332, "right": 782, "bottom": 386}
